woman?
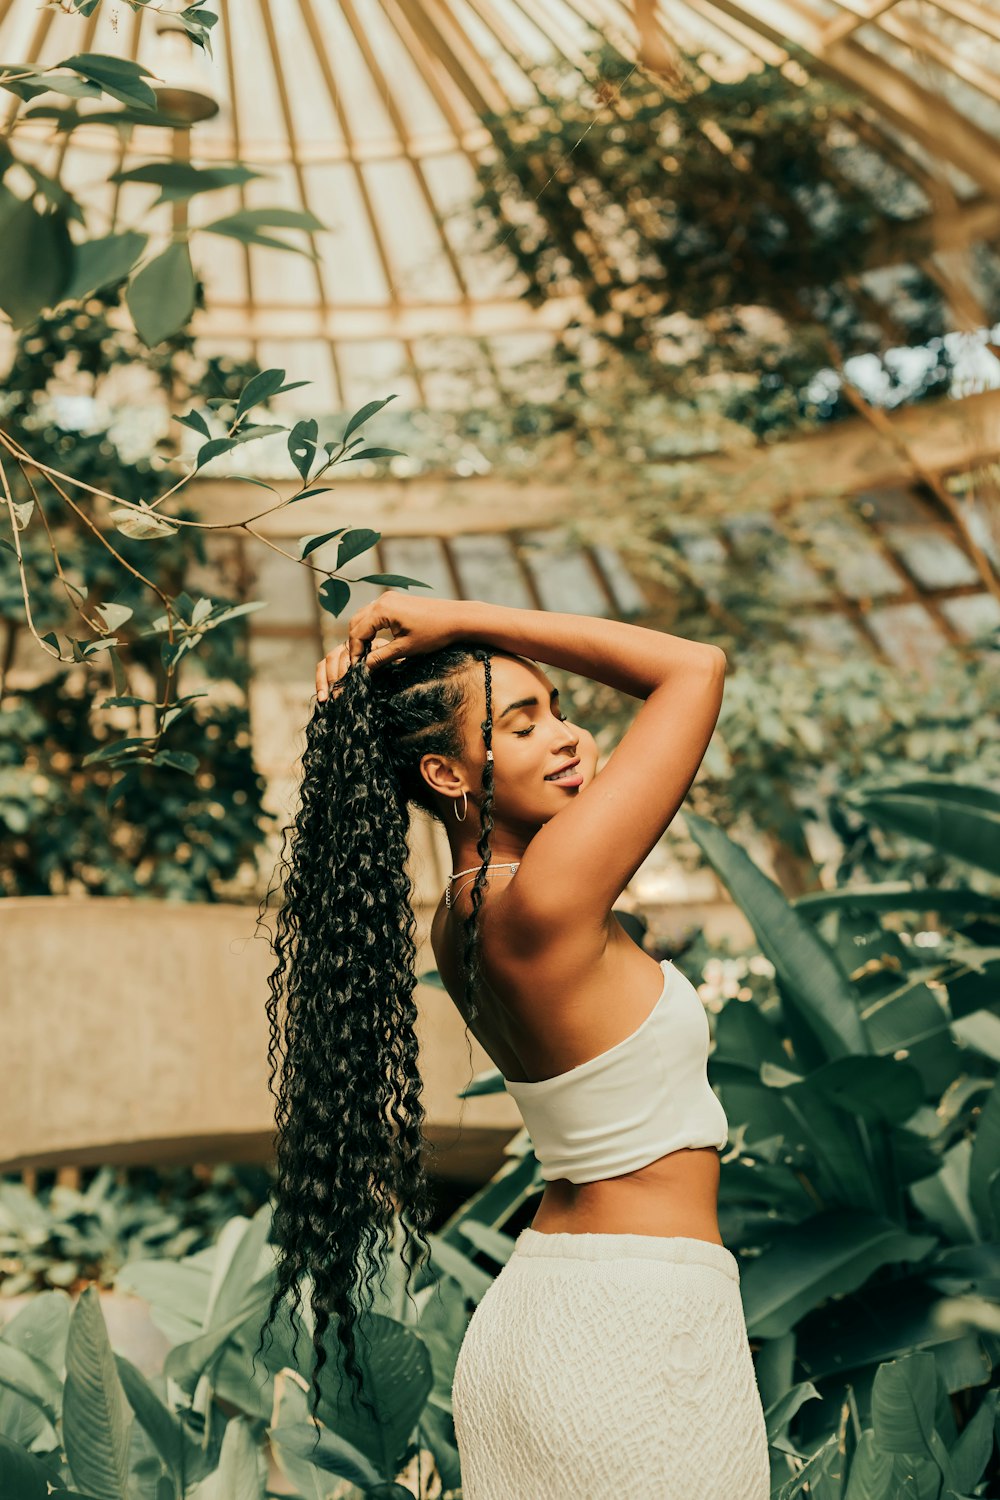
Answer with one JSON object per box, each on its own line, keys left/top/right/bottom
{"left": 258, "top": 588, "right": 770, "bottom": 1496}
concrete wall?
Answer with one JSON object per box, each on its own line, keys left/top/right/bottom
{"left": 0, "top": 897, "right": 521, "bottom": 1180}
{"left": 0, "top": 896, "right": 752, "bottom": 1181}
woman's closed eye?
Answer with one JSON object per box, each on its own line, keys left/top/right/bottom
{"left": 515, "top": 712, "right": 569, "bottom": 738}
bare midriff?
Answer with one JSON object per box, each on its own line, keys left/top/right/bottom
{"left": 530, "top": 1144, "right": 723, "bottom": 1243}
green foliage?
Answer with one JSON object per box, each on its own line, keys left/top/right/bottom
{"left": 0, "top": 1164, "right": 275, "bottom": 1298}
{"left": 698, "top": 643, "right": 1000, "bottom": 892}
{"left": 1, "top": 285, "right": 426, "bottom": 813}
{"left": 0, "top": 687, "right": 268, "bottom": 898}
{"left": 0, "top": 291, "right": 276, "bottom": 893}
{"left": 0, "top": 12, "right": 325, "bottom": 344}
{"left": 469, "top": 43, "right": 974, "bottom": 446}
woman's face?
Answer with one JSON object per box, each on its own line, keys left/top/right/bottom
{"left": 453, "top": 654, "right": 598, "bottom": 827}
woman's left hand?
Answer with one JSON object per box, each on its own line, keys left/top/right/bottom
{"left": 315, "top": 642, "right": 352, "bottom": 703}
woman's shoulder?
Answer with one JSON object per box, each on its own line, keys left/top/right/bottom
{"left": 437, "top": 880, "right": 614, "bottom": 990}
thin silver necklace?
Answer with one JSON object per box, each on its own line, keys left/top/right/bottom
{"left": 445, "top": 861, "right": 520, "bottom": 909}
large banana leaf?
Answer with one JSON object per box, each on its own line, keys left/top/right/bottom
{"left": 795, "top": 1268, "right": 988, "bottom": 1384}
{"left": 62, "top": 1286, "right": 133, "bottom": 1500}
{"left": 794, "top": 884, "right": 997, "bottom": 917}
{"left": 871, "top": 1351, "right": 956, "bottom": 1489}
{"left": 760, "top": 1055, "right": 924, "bottom": 1126}
{"left": 853, "top": 780, "right": 1000, "bottom": 877}
{"left": 740, "top": 1209, "right": 938, "bottom": 1338}
{"left": 968, "top": 1080, "right": 1000, "bottom": 1238}
{"left": 435, "top": 1149, "right": 539, "bottom": 1253}
{"left": 842, "top": 1431, "right": 895, "bottom": 1500}
{"left": 685, "top": 813, "right": 868, "bottom": 1059}
{"left": 187, "top": 1417, "right": 265, "bottom": 1500}
{"left": 312, "top": 1313, "right": 433, "bottom": 1480}
{"left": 114, "top": 1352, "right": 211, "bottom": 1491}
{"left": 0, "top": 1434, "right": 67, "bottom": 1500}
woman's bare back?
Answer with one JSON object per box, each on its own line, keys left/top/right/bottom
{"left": 428, "top": 882, "right": 724, "bottom": 1243}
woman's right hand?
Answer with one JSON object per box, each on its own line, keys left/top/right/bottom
{"left": 315, "top": 590, "right": 468, "bottom": 701}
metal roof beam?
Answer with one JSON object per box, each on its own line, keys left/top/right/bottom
{"left": 694, "top": 0, "right": 1000, "bottom": 200}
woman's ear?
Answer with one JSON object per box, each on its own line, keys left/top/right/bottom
{"left": 419, "top": 753, "right": 465, "bottom": 799}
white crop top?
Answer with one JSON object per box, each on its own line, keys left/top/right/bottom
{"left": 502, "top": 959, "right": 729, "bottom": 1184}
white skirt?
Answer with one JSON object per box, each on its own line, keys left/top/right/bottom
{"left": 452, "top": 1228, "right": 770, "bottom": 1499}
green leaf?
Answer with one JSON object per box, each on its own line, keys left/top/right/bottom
{"left": 285, "top": 485, "right": 335, "bottom": 504}
{"left": 854, "top": 780, "right": 1000, "bottom": 877}
{"left": 0, "top": 198, "right": 73, "bottom": 328}
{"left": 194, "top": 436, "right": 238, "bottom": 468}
{"left": 356, "top": 573, "right": 431, "bottom": 589}
{"left": 198, "top": 208, "right": 323, "bottom": 257}
{"left": 684, "top": 812, "right": 869, "bottom": 1059}
{"left": 82, "top": 737, "right": 149, "bottom": 766}
{"left": 949, "top": 1387, "right": 999, "bottom": 1494}
{"left": 344, "top": 447, "right": 404, "bottom": 462}
{"left": 234, "top": 367, "right": 287, "bottom": 420}
{"left": 63, "top": 230, "right": 147, "bottom": 301}
{"left": 0, "top": 1339, "right": 62, "bottom": 1426}
{"left": 201, "top": 205, "right": 325, "bottom": 233}
{"left": 0, "top": 1290, "right": 70, "bottom": 1374}
{"left": 175, "top": 408, "right": 212, "bottom": 439}
{"left": 969, "top": 1080, "right": 1000, "bottom": 1238}
{"left": 762, "top": 1380, "right": 822, "bottom": 1444}
{"left": 318, "top": 578, "right": 351, "bottom": 618}
{"left": 126, "top": 241, "right": 197, "bottom": 347}
{"left": 107, "top": 161, "right": 263, "bottom": 205}
{"left": 203, "top": 601, "right": 268, "bottom": 626}
{"left": 270, "top": 1423, "right": 381, "bottom": 1487}
{"left": 58, "top": 51, "right": 158, "bottom": 110}
{"left": 20, "top": 160, "right": 85, "bottom": 224}
{"left": 336, "top": 528, "right": 380, "bottom": 568}
{"left": 342, "top": 395, "right": 397, "bottom": 444}
{"left": 63, "top": 1285, "right": 134, "bottom": 1500}
{"left": 760, "top": 1054, "right": 924, "bottom": 1126}
{"left": 311, "top": 1314, "right": 434, "bottom": 1478}
{"left": 299, "top": 528, "right": 347, "bottom": 560}
{"left": 740, "top": 1210, "right": 938, "bottom": 1339}
{"left": 288, "top": 419, "right": 318, "bottom": 481}
{"left": 0, "top": 1435, "right": 52, "bottom": 1500}
{"left": 843, "top": 1430, "right": 895, "bottom": 1499}
{"left": 871, "top": 1351, "right": 954, "bottom": 1489}
{"left": 68, "top": 104, "right": 192, "bottom": 129}
{"left": 793, "top": 883, "right": 998, "bottom": 917}
{"left": 0, "top": 63, "right": 53, "bottom": 103}
{"left": 109, "top": 503, "right": 178, "bottom": 540}
{"left": 229, "top": 423, "right": 286, "bottom": 446}
{"left": 163, "top": 1275, "right": 274, "bottom": 1396}
{"left": 115, "top": 1353, "right": 205, "bottom": 1491}
{"left": 152, "top": 750, "right": 199, "bottom": 775}
{"left": 107, "top": 771, "right": 138, "bottom": 812}
{"left": 206, "top": 1416, "right": 265, "bottom": 1498}
{"left": 94, "top": 603, "right": 133, "bottom": 633}
{"left": 905, "top": 1140, "right": 977, "bottom": 1248}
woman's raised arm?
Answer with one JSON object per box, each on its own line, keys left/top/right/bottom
{"left": 456, "top": 599, "right": 726, "bottom": 936}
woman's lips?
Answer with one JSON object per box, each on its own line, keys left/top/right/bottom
{"left": 545, "top": 772, "right": 584, "bottom": 787}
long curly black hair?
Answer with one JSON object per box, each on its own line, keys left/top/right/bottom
{"left": 252, "top": 640, "right": 507, "bottom": 1425}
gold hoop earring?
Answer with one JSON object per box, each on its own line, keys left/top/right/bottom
{"left": 454, "top": 791, "right": 468, "bottom": 822}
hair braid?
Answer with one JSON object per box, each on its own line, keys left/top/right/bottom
{"left": 252, "top": 640, "right": 508, "bottom": 1436}
{"left": 461, "top": 650, "right": 496, "bottom": 1022}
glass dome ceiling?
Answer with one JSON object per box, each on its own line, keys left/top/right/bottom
{"left": 1, "top": 0, "right": 999, "bottom": 416}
